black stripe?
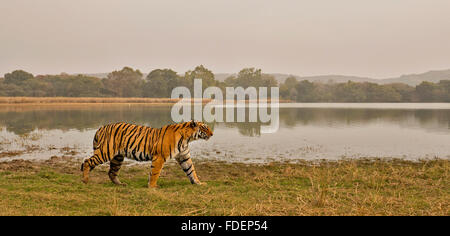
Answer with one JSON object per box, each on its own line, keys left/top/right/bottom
{"left": 97, "top": 127, "right": 106, "bottom": 144}
{"left": 118, "top": 123, "right": 132, "bottom": 145}
{"left": 183, "top": 165, "right": 192, "bottom": 172}
{"left": 124, "top": 125, "right": 139, "bottom": 155}
{"left": 148, "top": 129, "right": 155, "bottom": 153}
{"left": 142, "top": 128, "right": 150, "bottom": 156}
{"left": 94, "top": 155, "right": 101, "bottom": 164}
{"left": 112, "top": 123, "right": 125, "bottom": 141}
{"left": 177, "top": 138, "right": 183, "bottom": 152}
{"left": 132, "top": 149, "right": 138, "bottom": 161}
{"left": 151, "top": 129, "right": 158, "bottom": 147}
{"left": 160, "top": 126, "right": 168, "bottom": 158}
{"left": 186, "top": 169, "right": 194, "bottom": 176}
{"left": 106, "top": 129, "right": 111, "bottom": 161}
{"left": 135, "top": 131, "right": 146, "bottom": 153}
{"left": 127, "top": 128, "right": 142, "bottom": 152}
{"left": 169, "top": 142, "right": 173, "bottom": 159}
{"left": 180, "top": 157, "right": 190, "bottom": 164}
{"left": 112, "top": 123, "right": 126, "bottom": 151}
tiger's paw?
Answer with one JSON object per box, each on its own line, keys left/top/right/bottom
{"left": 109, "top": 175, "right": 127, "bottom": 186}
{"left": 148, "top": 184, "right": 159, "bottom": 189}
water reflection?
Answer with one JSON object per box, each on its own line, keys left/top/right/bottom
{"left": 0, "top": 105, "right": 173, "bottom": 135}
{"left": 0, "top": 104, "right": 449, "bottom": 162}
{"left": 279, "top": 108, "right": 450, "bottom": 134}
{"left": 0, "top": 105, "right": 448, "bottom": 136}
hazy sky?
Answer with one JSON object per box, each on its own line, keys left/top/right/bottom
{"left": 1, "top": 0, "right": 450, "bottom": 78}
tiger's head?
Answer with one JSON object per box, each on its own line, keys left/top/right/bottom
{"left": 188, "top": 120, "right": 213, "bottom": 141}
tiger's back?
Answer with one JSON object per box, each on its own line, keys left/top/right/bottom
{"left": 90, "top": 122, "right": 157, "bottom": 164}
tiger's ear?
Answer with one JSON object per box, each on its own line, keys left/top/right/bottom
{"left": 190, "top": 120, "right": 198, "bottom": 128}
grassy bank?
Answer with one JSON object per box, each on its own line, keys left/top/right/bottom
{"left": 0, "top": 157, "right": 448, "bottom": 216}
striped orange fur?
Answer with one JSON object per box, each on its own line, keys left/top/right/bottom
{"left": 81, "top": 120, "right": 213, "bottom": 187}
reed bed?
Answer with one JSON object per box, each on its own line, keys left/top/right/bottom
{"left": 0, "top": 97, "right": 184, "bottom": 104}
{"left": 0, "top": 97, "right": 290, "bottom": 104}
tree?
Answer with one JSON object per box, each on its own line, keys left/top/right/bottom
{"left": 363, "top": 83, "right": 401, "bottom": 102}
{"left": 144, "top": 69, "right": 179, "bottom": 97}
{"left": 262, "top": 74, "right": 278, "bottom": 88}
{"left": 0, "top": 83, "right": 26, "bottom": 96}
{"left": 313, "top": 83, "right": 334, "bottom": 102}
{"left": 233, "top": 68, "right": 262, "bottom": 88}
{"left": 438, "top": 80, "right": 450, "bottom": 102}
{"left": 224, "top": 68, "right": 278, "bottom": 88}
{"left": 295, "top": 80, "right": 317, "bottom": 102}
{"left": 23, "top": 78, "right": 51, "bottom": 97}
{"left": 390, "top": 83, "right": 415, "bottom": 102}
{"left": 280, "top": 76, "right": 298, "bottom": 100}
{"left": 4, "top": 70, "right": 34, "bottom": 85}
{"left": 103, "top": 67, "right": 144, "bottom": 97}
{"left": 65, "top": 75, "right": 104, "bottom": 97}
{"left": 184, "top": 65, "right": 217, "bottom": 91}
{"left": 329, "top": 81, "right": 363, "bottom": 102}
{"left": 416, "top": 81, "right": 438, "bottom": 102}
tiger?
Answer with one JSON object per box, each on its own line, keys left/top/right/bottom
{"left": 81, "top": 120, "right": 213, "bottom": 188}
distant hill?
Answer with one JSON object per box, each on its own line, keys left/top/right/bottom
{"left": 82, "top": 69, "right": 450, "bottom": 86}
{"left": 262, "top": 70, "right": 450, "bottom": 86}
{"left": 381, "top": 69, "right": 450, "bottom": 86}
{"left": 214, "top": 73, "right": 234, "bottom": 82}
{"left": 290, "top": 75, "right": 378, "bottom": 84}
{"left": 83, "top": 73, "right": 109, "bottom": 79}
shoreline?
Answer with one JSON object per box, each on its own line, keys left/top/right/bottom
{"left": 0, "top": 97, "right": 293, "bottom": 105}
{"left": 1, "top": 154, "right": 449, "bottom": 164}
{"left": 1, "top": 152, "right": 449, "bottom": 164}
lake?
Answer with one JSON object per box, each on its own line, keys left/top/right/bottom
{"left": 0, "top": 103, "right": 449, "bottom": 163}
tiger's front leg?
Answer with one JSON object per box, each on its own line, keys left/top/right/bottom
{"left": 175, "top": 149, "right": 205, "bottom": 185}
{"left": 148, "top": 155, "right": 165, "bottom": 188}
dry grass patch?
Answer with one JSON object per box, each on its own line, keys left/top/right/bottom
{"left": 0, "top": 158, "right": 448, "bottom": 216}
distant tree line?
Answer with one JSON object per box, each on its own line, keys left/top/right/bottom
{"left": 280, "top": 77, "right": 450, "bottom": 102}
{"left": 0, "top": 66, "right": 449, "bottom": 102}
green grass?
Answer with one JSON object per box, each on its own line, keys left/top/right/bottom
{"left": 0, "top": 158, "right": 448, "bottom": 215}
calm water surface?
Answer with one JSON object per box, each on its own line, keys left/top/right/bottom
{"left": 0, "top": 103, "right": 449, "bottom": 163}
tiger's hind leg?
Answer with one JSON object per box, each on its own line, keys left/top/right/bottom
{"left": 81, "top": 149, "right": 105, "bottom": 184}
{"left": 109, "top": 155, "right": 126, "bottom": 186}
{"left": 81, "top": 160, "right": 93, "bottom": 184}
